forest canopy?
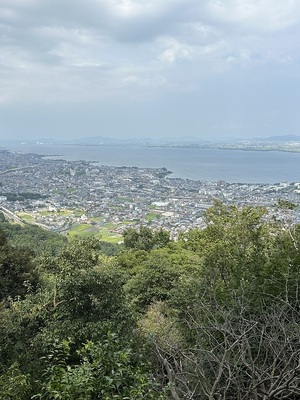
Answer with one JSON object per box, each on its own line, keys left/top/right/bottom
{"left": 0, "top": 202, "right": 300, "bottom": 399}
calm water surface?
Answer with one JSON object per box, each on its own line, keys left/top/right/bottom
{"left": 3, "top": 143, "right": 300, "bottom": 184}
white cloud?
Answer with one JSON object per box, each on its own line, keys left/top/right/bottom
{"left": 0, "top": 0, "right": 300, "bottom": 106}
{"left": 206, "top": 0, "right": 300, "bottom": 32}
{"left": 158, "top": 38, "right": 194, "bottom": 64}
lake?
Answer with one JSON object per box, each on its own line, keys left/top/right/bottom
{"left": 2, "top": 143, "right": 300, "bottom": 184}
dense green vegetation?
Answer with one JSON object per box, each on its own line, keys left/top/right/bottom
{"left": 0, "top": 192, "right": 48, "bottom": 202}
{"left": 0, "top": 212, "right": 67, "bottom": 255}
{"left": 1, "top": 202, "right": 300, "bottom": 399}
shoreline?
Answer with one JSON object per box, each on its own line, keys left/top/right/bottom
{"left": 2, "top": 144, "right": 300, "bottom": 184}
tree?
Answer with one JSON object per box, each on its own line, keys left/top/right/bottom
{"left": 36, "top": 334, "right": 167, "bottom": 400}
{"left": 179, "top": 202, "right": 275, "bottom": 305}
{"left": 150, "top": 293, "right": 300, "bottom": 400}
{"left": 0, "top": 228, "right": 39, "bottom": 301}
{"left": 123, "top": 226, "right": 170, "bottom": 251}
{"left": 124, "top": 226, "right": 153, "bottom": 251}
{"left": 0, "top": 240, "right": 134, "bottom": 396}
{"left": 125, "top": 247, "right": 201, "bottom": 312}
{"left": 0, "top": 363, "right": 31, "bottom": 400}
{"left": 0, "top": 213, "right": 67, "bottom": 255}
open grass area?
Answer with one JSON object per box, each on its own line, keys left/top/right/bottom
{"left": 67, "top": 224, "right": 98, "bottom": 237}
{"left": 146, "top": 212, "right": 160, "bottom": 221}
{"left": 98, "top": 231, "right": 122, "bottom": 243}
{"left": 17, "top": 212, "right": 36, "bottom": 223}
{"left": 17, "top": 208, "right": 130, "bottom": 243}
{"left": 102, "top": 222, "right": 116, "bottom": 229}
{"left": 90, "top": 217, "right": 104, "bottom": 223}
{"left": 67, "top": 222, "right": 123, "bottom": 243}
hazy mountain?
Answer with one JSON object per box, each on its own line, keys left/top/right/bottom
{"left": 253, "top": 135, "right": 300, "bottom": 142}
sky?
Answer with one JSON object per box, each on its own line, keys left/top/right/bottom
{"left": 1, "top": 0, "right": 300, "bottom": 141}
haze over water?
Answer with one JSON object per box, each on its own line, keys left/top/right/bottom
{"left": 3, "top": 143, "right": 300, "bottom": 184}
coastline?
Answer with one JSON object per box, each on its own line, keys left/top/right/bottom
{"left": 2, "top": 143, "right": 300, "bottom": 184}
{"left": 146, "top": 144, "right": 300, "bottom": 154}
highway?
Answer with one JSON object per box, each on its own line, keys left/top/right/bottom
{"left": 0, "top": 206, "right": 25, "bottom": 225}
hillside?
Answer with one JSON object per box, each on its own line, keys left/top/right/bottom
{"left": 0, "top": 202, "right": 300, "bottom": 399}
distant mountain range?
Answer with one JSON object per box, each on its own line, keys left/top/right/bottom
{"left": 1, "top": 134, "right": 300, "bottom": 146}
{"left": 59, "top": 134, "right": 300, "bottom": 144}
{"left": 70, "top": 136, "right": 156, "bottom": 144}
{"left": 66, "top": 135, "right": 206, "bottom": 145}
{"left": 58, "top": 134, "right": 300, "bottom": 145}
{"left": 252, "top": 135, "right": 300, "bottom": 142}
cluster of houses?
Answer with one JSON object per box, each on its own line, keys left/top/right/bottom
{"left": 0, "top": 149, "right": 300, "bottom": 240}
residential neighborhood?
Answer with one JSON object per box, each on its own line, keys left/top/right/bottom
{"left": 0, "top": 149, "right": 300, "bottom": 241}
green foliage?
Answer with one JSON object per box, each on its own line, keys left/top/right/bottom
{"left": 35, "top": 334, "right": 167, "bottom": 400}
{"left": 0, "top": 192, "right": 47, "bottom": 202}
{"left": 125, "top": 247, "right": 201, "bottom": 312}
{"left": 57, "top": 266, "right": 131, "bottom": 330}
{"left": 0, "top": 215, "right": 67, "bottom": 255}
{"left": 126, "top": 251, "right": 181, "bottom": 311}
{"left": 0, "top": 228, "right": 40, "bottom": 301}
{"left": 123, "top": 226, "right": 170, "bottom": 251}
{"left": 0, "top": 288, "right": 55, "bottom": 376}
{"left": 0, "top": 363, "right": 31, "bottom": 400}
{"left": 277, "top": 198, "right": 297, "bottom": 210}
{"left": 98, "top": 240, "right": 122, "bottom": 256}
{"left": 43, "top": 236, "right": 103, "bottom": 276}
{"left": 2, "top": 201, "right": 300, "bottom": 399}
{"left": 116, "top": 249, "right": 149, "bottom": 273}
{"left": 138, "top": 301, "right": 183, "bottom": 355}
{"left": 179, "top": 201, "right": 272, "bottom": 301}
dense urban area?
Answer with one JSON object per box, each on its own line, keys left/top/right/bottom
{"left": 0, "top": 148, "right": 299, "bottom": 241}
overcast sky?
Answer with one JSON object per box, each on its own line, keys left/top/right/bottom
{"left": 1, "top": 0, "right": 300, "bottom": 141}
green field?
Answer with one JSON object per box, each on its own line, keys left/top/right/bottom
{"left": 16, "top": 209, "right": 134, "bottom": 243}
{"left": 90, "top": 217, "right": 105, "bottom": 223}
{"left": 146, "top": 212, "right": 160, "bottom": 221}
{"left": 17, "top": 212, "right": 36, "bottom": 223}
{"left": 67, "top": 222, "right": 124, "bottom": 243}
